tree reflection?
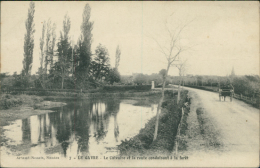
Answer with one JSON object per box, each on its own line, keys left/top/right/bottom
{"left": 92, "top": 102, "right": 108, "bottom": 143}
{"left": 22, "top": 118, "right": 31, "bottom": 142}
{"left": 114, "top": 114, "right": 119, "bottom": 142}
{"left": 21, "top": 118, "right": 31, "bottom": 155}
{"left": 93, "top": 117, "right": 108, "bottom": 144}
{"left": 107, "top": 99, "right": 120, "bottom": 142}
{"left": 55, "top": 106, "right": 73, "bottom": 157}
{"left": 37, "top": 115, "right": 43, "bottom": 142}
{"left": 75, "top": 103, "right": 91, "bottom": 156}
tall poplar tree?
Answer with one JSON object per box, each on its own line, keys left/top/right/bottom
{"left": 115, "top": 45, "right": 121, "bottom": 70}
{"left": 39, "top": 21, "right": 46, "bottom": 71}
{"left": 38, "top": 21, "right": 46, "bottom": 88}
{"left": 49, "top": 23, "right": 56, "bottom": 68}
{"left": 22, "top": 2, "right": 35, "bottom": 76}
{"left": 45, "top": 19, "right": 52, "bottom": 74}
{"left": 56, "top": 14, "right": 72, "bottom": 89}
{"left": 75, "top": 4, "right": 94, "bottom": 83}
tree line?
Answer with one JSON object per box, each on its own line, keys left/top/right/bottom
{"left": 172, "top": 74, "right": 260, "bottom": 98}
{"left": 10, "top": 2, "right": 121, "bottom": 90}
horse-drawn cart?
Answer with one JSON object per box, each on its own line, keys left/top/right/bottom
{"left": 219, "top": 84, "right": 234, "bottom": 102}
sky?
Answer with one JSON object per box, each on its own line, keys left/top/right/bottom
{"left": 1, "top": 1, "right": 259, "bottom": 76}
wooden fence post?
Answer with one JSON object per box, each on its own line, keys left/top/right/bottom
{"left": 175, "top": 107, "right": 184, "bottom": 155}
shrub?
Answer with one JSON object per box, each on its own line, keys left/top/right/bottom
{"left": 0, "top": 94, "right": 43, "bottom": 109}
{"left": 118, "top": 138, "right": 145, "bottom": 155}
{"left": 233, "top": 76, "right": 260, "bottom": 97}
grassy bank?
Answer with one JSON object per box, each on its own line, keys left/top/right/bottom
{"left": 117, "top": 90, "right": 189, "bottom": 156}
{"left": 0, "top": 94, "right": 43, "bottom": 110}
{"left": 0, "top": 94, "right": 67, "bottom": 127}
{"left": 4, "top": 89, "right": 161, "bottom": 100}
{"left": 0, "top": 94, "right": 65, "bottom": 147}
{"left": 4, "top": 85, "right": 152, "bottom": 96}
{"left": 176, "top": 104, "right": 190, "bottom": 152}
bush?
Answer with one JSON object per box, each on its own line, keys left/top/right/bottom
{"left": 233, "top": 76, "right": 260, "bottom": 97}
{"left": 0, "top": 94, "right": 43, "bottom": 109}
{"left": 118, "top": 138, "right": 145, "bottom": 155}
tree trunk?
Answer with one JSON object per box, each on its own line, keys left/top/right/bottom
{"left": 62, "top": 77, "right": 64, "bottom": 89}
{"left": 39, "top": 76, "right": 45, "bottom": 89}
{"left": 177, "top": 79, "right": 181, "bottom": 104}
{"left": 153, "top": 63, "right": 170, "bottom": 141}
{"left": 182, "top": 75, "right": 184, "bottom": 90}
{"left": 61, "top": 69, "right": 64, "bottom": 89}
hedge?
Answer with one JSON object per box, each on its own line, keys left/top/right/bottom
{"left": 103, "top": 85, "right": 151, "bottom": 92}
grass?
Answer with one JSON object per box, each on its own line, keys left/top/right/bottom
{"left": 7, "top": 89, "right": 161, "bottom": 98}
{"left": 0, "top": 94, "right": 43, "bottom": 110}
{"left": 177, "top": 105, "right": 190, "bottom": 151}
{"left": 117, "top": 90, "right": 189, "bottom": 156}
{"left": 196, "top": 107, "right": 222, "bottom": 149}
{"left": 6, "top": 85, "right": 152, "bottom": 96}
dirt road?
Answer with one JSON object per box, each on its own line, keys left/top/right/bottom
{"left": 178, "top": 87, "right": 259, "bottom": 167}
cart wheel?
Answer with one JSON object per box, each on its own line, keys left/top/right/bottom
{"left": 230, "top": 95, "right": 232, "bottom": 102}
{"left": 219, "top": 95, "right": 221, "bottom": 101}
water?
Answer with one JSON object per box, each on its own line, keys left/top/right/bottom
{"left": 2, "top": 98, "right": 157, "bottom": 158}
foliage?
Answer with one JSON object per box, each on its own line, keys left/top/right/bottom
{"left": 12, "top": 73, "right": 34, "bottom": 89}
{"left": 1, "top": 73, "right": 14, "bottom": 90}
{"left": 106, "top": 68, "right": 121, "bottom": 84}
{"left": 118, "top": 138, "right": 145, "bottom": 155}
{"left": 22, "top": 2, "right": 35, "bottom": 76}
{"left": 91, "top": 44, "right": 110, "bottom": 81}
{"left": 0, "top": 94, "right": 43, "bottom": 110}
{"left": 183, "top": 75, "right": 260, "bottom": 98}
{"left": 39, "top": 21, "right": 46, "bottom": 70}
{"left": 74, "top": 4, "right": 94, "bottom": 85}
{"left": 232, "top": 75, "right": 260, "bottom": 97}
{"left": 43, "top": 19, "right": 56, "bottom": 73}
{"left": 44, "top": 19, "right": 52, "bottom": 74}
{"left": 159, "top": 69, "right": 167, "bottom": 80}
{"left": 54, "top": 14, "right": 72, "bottom": 89}
{"left": 0, "top": 72, "right": 9, "bottom": 80}
{"left": 133, "top": 74, "right": 148, "bottom": 85}
{"left": 8, "top": 3, "right": 126, "bottom": 90}
{"left": 115, "top": 45, "right": 121, "bottom": 69}
{"left": 50, "top": 23, "right": 56, "bottom": 68}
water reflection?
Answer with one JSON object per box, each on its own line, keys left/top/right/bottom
{"left": 22, "top": 118, "right": 31, "bottom": 143}
{"left": 3, "top": 98, "right": 157, "bottom": 158}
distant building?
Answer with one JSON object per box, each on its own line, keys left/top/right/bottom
{"left": 229, "top": 66, "right": 236, "bottom": 83}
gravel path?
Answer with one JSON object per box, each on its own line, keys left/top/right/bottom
{"left": 178, "top": 87, "right": 259, "bottom": 167}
